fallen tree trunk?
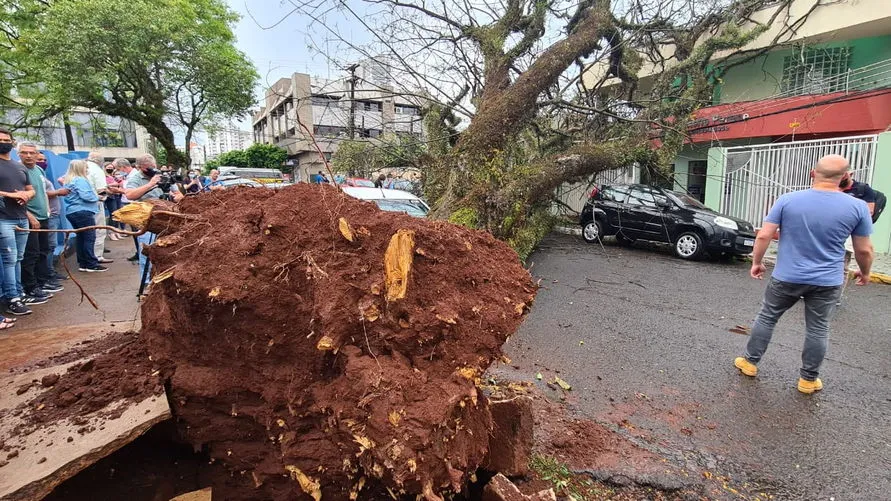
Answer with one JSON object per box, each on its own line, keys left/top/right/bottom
{"left": 139, "top": 184, "right": 537, "bottom": 500}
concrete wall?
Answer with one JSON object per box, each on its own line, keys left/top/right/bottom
{"left": 582, "top": 0, "right": 891, "bottom": 89}
{"left": 871, "top": 132, "right": 891, "bottom": 253}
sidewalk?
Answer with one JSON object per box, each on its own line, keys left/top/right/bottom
{"left": 0, "top": 237, "right": 142, "bottom": 371}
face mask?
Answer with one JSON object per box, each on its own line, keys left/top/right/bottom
{"left": 144, "top": 168, "right": 158, "bottom": 177}
{"left": 0, "top": 143, "right": 13, "bottom": 154}
{"left": 36, "top": 161, "right": 48, "bottom": 169}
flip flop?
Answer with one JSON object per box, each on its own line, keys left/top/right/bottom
{"left": 1, "top": 316, "right": 15, "bottom": 323}
{"left": 0, "top": 319, "right": 15, "bottom": 330}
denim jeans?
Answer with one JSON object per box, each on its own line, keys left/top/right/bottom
{"left": 22, "top": 218, "right": 51, "bottom": 293}
{"left": 137, "top": 232, "right": 155, "bottom": 284}
{"left": 745, "top": 277, "right": 842, "bottom": 381}
{"left": 46, "top": 214, "right": 61, "bottom": 274}
{"left": 67, "top": 211, "right": 99, "bottom": 269}
{"left": 105, "top": 196, "right": 123, "bottom": 229}
{"left": 0, "top": 218, "right": 29, "bottom": 300}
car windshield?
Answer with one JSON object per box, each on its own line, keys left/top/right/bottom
{"left": 669, "top": 191, "right": 709, "bottom": 209}
{"left": 352, "top": 179, "right": 375, "bottom": 187}
{"left": 373, "top": 199, "right": 429, "bottom": 217}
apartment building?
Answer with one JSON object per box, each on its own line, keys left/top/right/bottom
{"left": 4, "top": 108, "right": 150, "bottom": 161}
{"left": 206, "top": 123, "right": 254, "bottom": 159}
{"left": 251, "top": 66, "right": 425, "bottom": 182}
{"left": 580, "top": 0, "right": 891, "bottom": 252}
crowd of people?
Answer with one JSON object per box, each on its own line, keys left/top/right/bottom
{"left": 0, "top": 127, "right": 231, "bottom": 331}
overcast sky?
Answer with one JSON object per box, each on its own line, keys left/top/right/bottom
{"left": 222, "top": 1, "right": 373, "bottom": 129}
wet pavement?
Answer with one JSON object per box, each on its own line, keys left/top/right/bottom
{"left": 507, "top": 233, "right": 891, "bottom": 500}
{"left": 0, "top": 238, "right": 141, "bottom": 371}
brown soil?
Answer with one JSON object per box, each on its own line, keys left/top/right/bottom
{"left": 139, "top": 184, "right": 537, "bottom": 500}
{"left": 13, "top": 332, "right": 163, "bottom": 433}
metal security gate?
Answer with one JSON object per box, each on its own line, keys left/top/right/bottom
{"left": 719, "top": 135, "right": 878, "bottom": 226}
{"left": 552, "top": 164, "right": 640, "bottom": 215}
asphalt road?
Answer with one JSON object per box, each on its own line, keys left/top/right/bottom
{"left": 507, "top": 233, "right": 891, "bottom": 500}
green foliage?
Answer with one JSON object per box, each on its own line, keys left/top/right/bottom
{"left": 14, "top": 0, "right": 258, "bottom": 168}
{"left": 331, "top": 140, "right": 374, "bottom": 176}
{"left": 448, "top": 207, "right": 479, "bottom": 229}
{"left": 216, "top": 150, "right": 249, "bottom": 168}
{"left": 506, "top": 208, "right": 554, "bottom": 261}
{"left": 204, "top": 158, "right": 221, "bottom": 172}
{"left": 245, "top": 144, "right": 288, "bottom": 170}
{"left": 529, "top": 454, "right": 614, "bottom": 499}
{"left": 331, "top": 136, "right": 424, "bottom": 178}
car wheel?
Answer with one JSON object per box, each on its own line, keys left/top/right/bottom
{"left": 674, "top": 231, "right": 705, "bottom": 260}
{"left": 582, "top": 220, "right": 603, "bottom": 243}
{"left": 615, "top": 231, "right": 635, "bottom": 246}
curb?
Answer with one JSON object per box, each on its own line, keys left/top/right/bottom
{"left": 554, "top": 225, "right": 582, "bottom": 236}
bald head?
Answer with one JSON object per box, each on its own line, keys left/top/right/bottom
{"left": 813, "top": 154, "right": 849, "bottom": 185}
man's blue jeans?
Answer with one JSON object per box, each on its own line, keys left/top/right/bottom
{"left": 745, "top": 277, "right": 842, "bottom": 381}
{"left": 46, "top": 214, "right": 62, "bottom": 274}
{"left": 0, "top": 218, "right": 29, "bottom": 300}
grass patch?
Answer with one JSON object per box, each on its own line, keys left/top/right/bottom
{"left": 529, "top": 454, "right": 615, "bottom": 500}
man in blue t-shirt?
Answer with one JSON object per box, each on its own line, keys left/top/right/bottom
{"left": 734, "top": 154, "right": 874, "bottom": 395}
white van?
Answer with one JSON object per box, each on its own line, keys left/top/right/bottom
{"left": 341, "top": 187, "right": 430, "bottom": 218}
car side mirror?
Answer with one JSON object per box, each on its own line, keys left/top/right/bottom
{"left": 656, "top": 200, "right": 671, "bottom": 210}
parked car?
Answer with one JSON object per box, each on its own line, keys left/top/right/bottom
{"left": 579, "top": 184, "right": 756, "bottom": 260}
{"left": 342, "top": 178, "right": 376, "bottom": 188}
{"left": 342, "top": 187, "right": 430, "bottom": 218}
{"left": 218, "top": 176, "right": 264, "bottom": 189}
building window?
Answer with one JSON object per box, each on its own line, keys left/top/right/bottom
{"left": 311, "top": 94, "right": 340, "bottom": 106}
{"left": 781, "top": 46, "right": 852, "bottom": 95}
{"left": 355, "top": 100, "right": 382, "bottom": 112}
{"left": 395, "top": 105, "right": 419, "bottom": 115}
{"left": 313, "top": 125, "right": 348, "bottom": 138}
{"left": 359, "top": 128, "right": 382, "bottom": 138}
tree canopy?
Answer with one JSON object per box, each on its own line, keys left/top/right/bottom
{"left": 286, "top": 0, "right": 827, "bottom": 257}
{"left": 208, "top": 144, "right": 288, "bottom": 171}
{"left": 8, "top": 0, "right": 258, "bottom": 168}
{"left": 331, "top": 135, "right": 425, "bottom": 178}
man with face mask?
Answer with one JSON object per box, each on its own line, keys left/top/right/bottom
{"left": 0, "top": 129, "right": 36, "bottom": 316}
{"left": 18, "top": 141, "right": 62, "bottom": 306}
{"left": 124, "top": 154, "right": 163, "bottom": 289}
{"left": 38, "top": 153, "right": 67, "bottom": 282}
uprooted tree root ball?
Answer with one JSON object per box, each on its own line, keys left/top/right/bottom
{"left": 137, "top": 184, "right": 537, "bottom": 500}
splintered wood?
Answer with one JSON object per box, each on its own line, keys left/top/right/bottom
{"left": 384, "top": 229, "right": 415, "bottom": 301}
{"left": 112, "top": 202, "right": 154, "bottom": 230}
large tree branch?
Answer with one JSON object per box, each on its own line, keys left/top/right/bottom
{"left": 457, "top": 2, "right": 612, "bottom": 155}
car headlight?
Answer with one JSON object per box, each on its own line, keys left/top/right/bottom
{"left": 714, "top": 216, "right": 738, "bottom": 230}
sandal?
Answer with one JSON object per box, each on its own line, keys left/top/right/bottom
{"left": 0, "top": 318, "right": 15, "bottom": 330}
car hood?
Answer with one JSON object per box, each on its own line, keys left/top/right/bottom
{"left": 687, "top": 206, "right": 755, "bottom": 233}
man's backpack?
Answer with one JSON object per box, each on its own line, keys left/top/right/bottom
{"left": 873, "top": 190, "right": 886, "bottom": 223}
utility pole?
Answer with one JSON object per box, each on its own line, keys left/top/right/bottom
{"left": 346, "top": 63, "right": 359, "bottom": 140}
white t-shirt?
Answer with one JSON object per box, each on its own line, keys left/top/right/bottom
{"left": 85, "top": 161, "right": 108, "bottom": 201}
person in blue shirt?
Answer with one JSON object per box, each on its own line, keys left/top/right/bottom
{"left": 734, "top": 154, "right": 874, "bottom": 394}
{"left": 59, "top": 160, "right": 105, "bottom": 273}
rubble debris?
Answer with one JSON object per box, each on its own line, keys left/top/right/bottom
{"left": 483, "top": 395, "right": 534, "bottom": 477}
{"left": 482, "top": 474, "right": 556, "bottom": 501}
{"left": 138, "top": 184, "right": 537, "bottom": 500}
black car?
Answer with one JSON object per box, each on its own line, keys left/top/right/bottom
{"left": 579, "top": 184, "right": 757, "bottom": 260}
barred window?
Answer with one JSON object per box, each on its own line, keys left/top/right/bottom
{"left": 781, "top": 47, "right": 852, "bottom": 95}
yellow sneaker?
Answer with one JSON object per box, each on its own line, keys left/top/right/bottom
{"left": 734, "top": 357, "right": 758, "bottom": 377}
{"left": 797, "top": 378, "right": 824, "bottom": 394}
